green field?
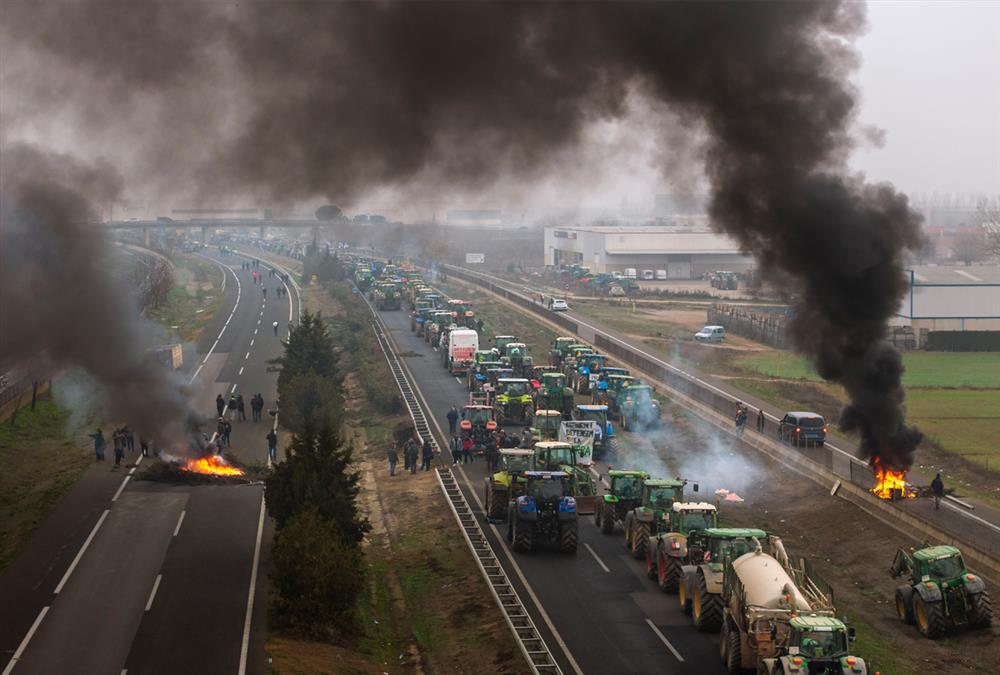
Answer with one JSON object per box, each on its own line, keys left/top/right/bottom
{"left": 741, "top": 351, "right": 1000, "bottom": 388}
{"left": 146, "top": 254, "right": 225, "bottom": 344}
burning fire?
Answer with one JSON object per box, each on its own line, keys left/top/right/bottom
{"left": 182, "top": 454, "right": 245, "bottom": 477}
{"left": 870, "top": 458, "right": 914, "bottom": 500}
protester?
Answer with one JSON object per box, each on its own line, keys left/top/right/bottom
{"left": 450, "top": 434, "right": 462, "bottom": 465}
{"left": 756, "top": 408, "right": 765, "bottom": 432}
{"left": 406, "top": 440, "right": 418, "bottom": 474}
{"left": 90, "top": 428, "right": 106, "bottom": 461}
{"left": 266, "top": 428, "right": 278, "bottom": 463}
{"left": 223, "top": 419, "right": 232, "bottom": 446}
{"left": 236, "top": 394, "right": 246, "bottom": 421}
{"left": 462, "top": 436, "right": 474, "bottom": 464}
{"left": 216, "top": 394, "right": 226, "bottom": 418}
{"left": 421, "top": 439, "right": 434, "bottom": 471}
{"left": 112, "top": 429, "right": 125, "bottom": 466}
{"left": 387, "top": 443, "right": 399, "bottom": 476}
{"left": 446, "top": 406, "right": 459, "bottom": 435}
{"left": 931, "top": 473, "right": 945, "bottom": 510}
{"left": 139, "top": 436, "right": 149, "bottom": 458}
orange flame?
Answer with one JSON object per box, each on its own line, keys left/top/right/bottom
{"left": 182, "top": 454, "right": 245, "bottom": 477}
{"left": 870, "top": 458, "right": 913, "bottom": 500}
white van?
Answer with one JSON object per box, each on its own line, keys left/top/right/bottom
{"left": 624, "top": 268, "right": 637, "bottom": 279}
{"left": 611, "top": 271, "right": 623, "bottom": 280}
{"left": 642, "top": 270, "right": 654, "bottom": 280}
{"left": 446, "top": 328, "right": 479, "bottom": 374}
{"left": 655, "top": 269, "right": 667, "bottom": 280}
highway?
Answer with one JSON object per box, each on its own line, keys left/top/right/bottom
{"left": 375, "top": 303, "right": 726, "bottom": 674}
{"left": 1, "top": 249, "right": 298, "bottom": 675}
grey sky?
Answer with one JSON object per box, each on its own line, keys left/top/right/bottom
{"left": 852, "top": 0, "right": 1000, "bottom": 197}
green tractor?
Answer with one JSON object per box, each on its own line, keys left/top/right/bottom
{"left": 549, "top": 336, "right": 578, "bottom": 368}
{"left": 571, "top": 404, "right": 615, "bottom": 459}
{"left": 494, "top": 378, "right": 534, "bottom": 426}
{"left": 600, "top": 374, "right": 636, "bottom": 417}
{"left": 561, "top": 345, "right": 594, "bottom": 382}
{"left": 646, "top": 501, "right": 718, "bottom": 592}
{"left": 483, "top": 448, "right": 534, "bottom": 522}
{"left": 619, "top": 384, "right": 661, "bottom": 432}
{"left": 571, "top": 352, "right": 607, "bottom": 395}
{"left": 501, "top": 342, "right": 534, "bottom": 377}
{"left": 467, "top": 353, "right": 500, "bottom": 391}
{"left": 623, "top": 478, "right": 687, "bottom": 559}
{"left": 534, "top": 372, "right": 575, "bottom": 419}
{"left": 593, "top": 469, "right": 649, "bottom": 534}
{"left": 374, "top": 282, "right": 401, "bottom": 310}
{"left": 530, "top": 410, "right": 563, "bottom": 442}
{"left": 891, "top": 544, "right": 992, "bottom": 638}
{"left": 425, "top": 310, "right": 455, "bottom": 347}
{"left": 493, "top": 335, "right": 519, "bottom": 355}
{"left": 590, "top": 368, "right": 630, "bottom": 406}
{"left": 676, "top": 528, "right": 766, "bottom": 631}
{"left": 506, "top": 471, "right": 578, "bottom": 554}
{"left": 532, "top": 441, "right": 596, "bottom": 514}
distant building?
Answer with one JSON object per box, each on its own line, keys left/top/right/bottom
{"left": 895, "top": 265, "right": 1000, "bottom": 336}
{"left": 543, "top": 225, "right": 752, "bottom": 278}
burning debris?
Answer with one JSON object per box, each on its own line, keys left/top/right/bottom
{"left": 870, "top": 457, "right": 917, "bottom": 501}
{"left": 182, "top": 454, "right": 245, "bottom": 477}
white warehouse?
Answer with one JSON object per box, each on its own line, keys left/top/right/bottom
{"left": 543, "top": 225, "right": 753, "bottom": 278}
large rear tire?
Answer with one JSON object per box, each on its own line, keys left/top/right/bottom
{"left": 679, "top": 568, "right": 696, "bottom": 616}
{"left": 657, "top": 554, "right": 682, "bottom": 593}
{"left": 724, "top": 621, "right": 742, "bottom": 674}
{"left": 630, "top": 521, "right": 651, "bottom": 560}
{"left": 601, "top": 504, "right": 615, "bottom": 534}
{"left": 969, "top": 590, "right": 993, "bottom": 628}
{"left": 559, "top": 520, "right": 578, "bottom": 554}
{"left": 487, "top": 485, "right": 507, "bottom": 521}
{"left": 512, "top": 518, "right": 533, "bottom": 553}
{"left": 594, "top": 502, "right": 603, "bottom": 528}
{"left": 895, "top": 585, "right": 915, "bottom": 625}
{"left": 693, "top": 570, "right": 724, "bottom": 631}
{"left": 915, "top": 594, "right": 946, "bottom": 639}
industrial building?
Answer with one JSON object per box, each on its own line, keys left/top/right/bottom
{"left": 543, "top": 225, "right": 752, "bottom": 278}
{"left": 895, "top": 265, "right": 1000, "bottom": 334}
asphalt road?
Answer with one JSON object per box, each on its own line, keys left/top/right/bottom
{"left": 377, "top": 304, "right": 726, "bottom": 675}
{"left": 2, "top": 248, "right": 297, "bottom": 675}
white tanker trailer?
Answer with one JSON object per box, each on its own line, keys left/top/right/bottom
{"left": 720, "top": 544, "right": 868, "bottom": 675}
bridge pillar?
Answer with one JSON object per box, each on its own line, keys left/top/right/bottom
{"left": 201, "top": 225, "right": 208, "bottom": 244}
{"left": 259, "top": 224, "right": 265, "bottom": 240}
{"left": 143, "top": 227, "right": 151, "bottom": 247}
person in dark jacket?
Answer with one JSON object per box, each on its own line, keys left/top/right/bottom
{"left": 462, "top": 436, "right": 474, "bottom": 464}
{"left": 266, "top": 429, "right": 278, "bottom": 463}
{"left": 446, "top": 406, "right": 459, "bottom": 435}
{"left": 931, "top": 473, "right": 945, "bottom": 510}
{"left": 406, "top": 441, "right": 419, "bottom": 474}
{"left": 216, "top": 394, "right": 226, "bottom": 418}
{"left": 421, "top": 439, "right": 434, "bottom": 471}
{"left": 387, "top": 444, "right": 399, "bottom": 476}
{"left": 236, "top": 394, "right": 246, "bottom": 421}
{"left": 450, "top": 434, "right": 462, "bottom": 465}
{"left": 756, "top": 408, "right": 765, "bottom": 432}
{"left": 90, "top": 429, "right": 106, "bottom": 461}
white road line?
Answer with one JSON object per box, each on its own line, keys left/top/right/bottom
{"left": 173, "top": 510, "right": 186, "bottom": 537}
{"left": 943, "top": 500, "right": 1000, "bottom": 535}
{"left": 237, "top": 494, "right": 266, "bottom": 675}
{"left": 249, "top": 339, "right": 254, "bottom": 347}
{"left": 112, "top": 476, "right": 132, "bottom": 502}
{"left": 645, "top": 618, "right": 685, "bottom": 662}
{"left": 144, "top": 574, "right": 163, "bottom": 611}
{"left": 253, "top": 328, "right": 258, "bottom": 335}
{"left": 454, "top": 377, "right": 462, "bottom": 384}
{"left": 244, "top": 352, "right": 250, "bottom": 360}
{"left": 583, "top": 543, "right": 610, "bottom": 573}
{"left": 238, "top": 366, "right": 244, "bottom": 376}
{"left": 190, "top": 364, "right": 204, "bottom": 382}
{"left": 54, "top": 510, "right": 109, "bottom": 594}
{"left": 257, "top": 319, "right": 261, "bottom": 325}
{"left": 231, "top": 383, "right": 238, "bottom": 393}
{"left": 2, "top": 606, "right": 49, "bottom": 675}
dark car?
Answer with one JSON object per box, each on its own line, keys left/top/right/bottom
{"left": 778, "top": 411, "right": 827, "bottom": 447}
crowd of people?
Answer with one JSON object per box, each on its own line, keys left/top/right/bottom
{"left": 386, "top": 436, "right": 435, "bottom": 476}
{"left": 88, "top": 425, "right": 154, "bottom": 465}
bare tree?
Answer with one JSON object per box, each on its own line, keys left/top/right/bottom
{"left": 951, "top": 229, "right": 987, "bottom": 266}
{"left": 977, "top": 197, "right": 1000, "bottom": 258}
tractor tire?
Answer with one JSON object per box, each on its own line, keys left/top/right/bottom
{"left": 487, "top": 486, "right": 507, "bottom": 522}
{"left": 645, "top": 544, "right": 657, "bottom": 580}
{"left": 895, "top": 585, "right": 915, "bottom": 625}
{"left": 679, "top": 568, "right": 696, "bottom": 616}
{"left": 623, "top": 514, "right": 634, "bottom": 550}
{"left": 724, "top": 621, "right": 743, "bottom": 674}
{"left": 915, "top": 594, "right": 946, "bottom": 639}
{"left": 630, "top": 521, "right": 651, "bottom": 560}
{"left": 601, "top": 505, "right": 615, "bottom": 534}
{"left": 512, "top": 518, "right": 533, "bottom": 553}
{"left": 969, "top": 590, "right": 993, "bottom": 628}
{"left": 559, "top": 520, "right": 578, "bottom": 554}
{"left": 693, "top": 571, "right": 724, "bottom": 632}
{"left": 594, "top": 502, "right": 603, "bottom": 528}
{"left": 657, "top": 552, "right": 682, "bottom": 593}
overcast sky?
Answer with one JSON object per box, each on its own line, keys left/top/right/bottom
{"left": 852, "top": 0, "right": 999, "bottom": 199}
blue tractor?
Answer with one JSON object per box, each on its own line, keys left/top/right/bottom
{"left": 507, "top": 471, "right": 578, "bottom": 554}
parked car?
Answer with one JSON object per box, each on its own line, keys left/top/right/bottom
{"left": 778, "top": 412, "right": 827, "bottom": 447}
{"left": 642, "top": 270, "right": 654, "bottom": 280}
{"left": 612, "top": 271, "right": 623, "bottom": 280}
{"left": 655, "top": 269, "right": 667, "bottom": 280}
{"left": 624, "top": 268, "right": 637, "bottom": 279}
{"left": 549, "top": 298, "right": 570, "bottom": 312}
{"left": 694, "top": 325, "right": 726, "bottom": 343}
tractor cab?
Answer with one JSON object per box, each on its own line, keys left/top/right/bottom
{"left": 641, "top": 479, "right": 687, "bottom": 512}
{"left": 619, "top": 384, "right": 661, "bottom": 431}
{"left": 664, "top": 502, "right": 718, "bottom": 535}
{"left": 494, "top": 335, "right": 519, "bottom": 353}
{"left": 470, "top": 360, "right": 505, "bottom": 393}
{"left": 529, "top": 365, "right": 558, "bottom": 388}
{"left": 607, "top": 470, "right": 649, "bottom": 501}
{"left": 573, "top": 404, "right": 614, "bottom": 459}
{"left": 786, "top": 616, "right": 853, "bottom": 664}
{"left": 495, "top": 378, "right": 534, "bottom": 426}
{"left": 550, "top": 336, "right": 578, "bottom": 366}
{"left": 461, "top": 405, "right": 497, "bottom": 449}
{"left": 691, "top": 528, "right": 767, "bottom": 570}
{"left": 536, "top": 372, "right": 573, "bottom": 418}
{"left": 531, "top": 410, "right": 563, "bottom": 442}
{"left": 533, "top": 441, "right": 576, "bottom": 470}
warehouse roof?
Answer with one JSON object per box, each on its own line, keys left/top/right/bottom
{"left": 907, "top": 265, "right": 1000, "bottom": 285}
{"left": 548, "top": 226, "right": 744, "bottom": 255}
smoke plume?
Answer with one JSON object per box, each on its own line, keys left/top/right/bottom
{"left": 0, "top": 144, "right": 196, "bottom": 451}
{"left": 2, "top": 2, "right": 924, "bottom": 468}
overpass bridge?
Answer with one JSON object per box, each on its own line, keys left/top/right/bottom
{"left": 106, "top": 218, "right": 327, "bottom": 246}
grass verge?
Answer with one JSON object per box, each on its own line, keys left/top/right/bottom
{"left": 145, "top": 253, "right": 225, "bottom": 343}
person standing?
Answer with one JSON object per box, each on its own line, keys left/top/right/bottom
{"left": 256, "top": 394, "right": 265, "bottom": 422}
{"left": 228, "top": 394, "right": 237, "bottom": 420}
{"left": 387, "top": 443, "right": 399, "bottom": 476}
{"left": 216, "top": 394, "right": 226, "bottom": 418}
{"left": 756, "top": 408, "right": 765, "bottom": 433}
{"left": 123, "top": 426, "right": 134, "bottom": 453}
{"left": 223, "top": 419, "right": 232, "bottom": 447}
{"left": 266, "top": 428, "right": 278, "bottom": 463}
{"left": 931, "top": 473, "right": 945, "bottom": 510}
{"left": 462, "top": 435, "right": 473, "bottom": 465}
{"left": 421, "top": 439, "right": 434, "bottom": 471}
{"left": 237, "top": 394, "right": 246, "bottom": 421}
{"left": 113, "top": 430, "right": 125, "bottom": 466}
{"left": 406, "top": 441, "right": 418, "bottom": 474}
{"left": 90, "top": 428, "right": 106, "bottom": 461}
{"left": 139, "top": 436, "right": 149, "bottom": 458}
{"left": 446, "top": 406, "right": 459, "bottom": 435}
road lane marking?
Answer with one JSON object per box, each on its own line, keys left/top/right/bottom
{"left": 244, "top": 352, "right": 250, "bottom": 360}
{"left": 197, "top": 255, "right": 242, "bottom": 371}
{"left": 645, "top": 618, "right": 684, "bottom": 662}
{"left": 454, "top": 377, "right": 462, "bottom": 384}
{"left": 144, "top": 574, "right": 163, "bottom": 612}
{"left": 253, "top": 328, "right": 258, "bottom": 335}
{"left": 173, "top": 511, "right": 186, "bottom": 537}
{"left": 54, "top": 510, "right": 109, "bottom": 594}
{"left": 257, "top": 319, "right": 261, "bottom": 325}
{"left": 238, "top": 366, "right": 244, "bottom": 376}
{"left": 2, "top": 606, "right": 49, "bottom": 675}
{"left": 190, "top": 364, "right": 204, "bottom": 381}
{"left": 231, "top": 383, "right": 238, "bottom": 393}
{"left": 583, "top": 543, "right": 610, "bottom": 573}
{"left": 238, "top": 494, "right": 267, "bottom": 675}
{"left": 249, "top": 339, "right": 254, "bottom": 347}
{"left": 112, "top": 476, "right": 132, "bottom": 502}
{"left": 943, "top": 500, "right": 1000, "bottom": 535}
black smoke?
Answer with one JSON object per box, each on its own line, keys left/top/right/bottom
{"left": 2, "top": 1, "right": 924, "bottom": 469}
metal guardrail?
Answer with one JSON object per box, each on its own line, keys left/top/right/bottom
{"left": 358, "top": 290, "right": 560, "bottom": 674}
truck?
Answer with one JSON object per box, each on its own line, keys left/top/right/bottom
{"left": 483, "top": 448, "right": 534, "bottom": 522}
{"left": 891, "top": 544, "right": 992, "bottom": 638}
{"left": 506, "top": 471, "right": 578, "bottom": 554}
{"left": 676, "top": 528, "right": 766, "bottom": 632}
{"left": 593, "top": 469, "right": 649, "bottom": 534}
{"left": 721, "top": 539, "right": 867, "bottom": 675}
{"left": 442, "top": 328, "right": 479, "bottom": 375}
{"left": 647, "top": 502, "right": 719, "bottom": 592}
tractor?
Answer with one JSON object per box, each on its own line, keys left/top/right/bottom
{"left": 374, "top": 282, "right": 401, "bottom": 310}
{"left": 410, "top": 300, "right": 434, "bottom": 331}
{"left": 532, "top": 441, "right": 596, "bottom": 514}
{"left": 571, "top": 353, "right": 607, "bottom": 395}
{"left": 425, "top": 310, "right": 454, "bottom": 347}
{"left": 483, "top": 448, "right": 534, "bottom": 522}
{"left": 506, "top": 471, "right": 578, "bottom": 554}
{"left": 467, "top": 356, "right": 502, "bottom": 391}
{"left": 675, "top": 528, "right": 766, "bottom": 631}
{"left": 619, "top": 384, "right": 661, "bottom": 432}
{"left": 600, "top": 374, "right": 636, "bottom": 417}
{"left": 590, "top": 368, "right": 630, "bottom": 404}
{"left": 571, "top": 404, "right": 615, "bottom": 459}
{"left": 501, "top": 342, "right": 533, "bottom": 377}
{"left": 891, "top": 544, "right": 992, "bottom": 638}
{"left": 493, "top": 335, "right": 519, "bottom": 356}
{"left": 530, "top": 410, "right": 563, "bottom": 443}
{"left": 561, "top": 345, "right": 594, "bottom": 382}
{"left": 460, "top": 404, "right": 497, "bottom": 453}
{"left": 593, "top": 469, "right": 649, "bottom": 534}
{"left": 534, "top": 372, "right": 575, "bottom": 419}
{"left": 549, "top": 336, "right": 578, "bottom": 367}
{"left": 494, "top": 378, "right": 534, "bottom": 426}
{"left": 646, "top": 501, "right": 718, "bottom": 592}
{"left": 623, "top": 478, "right": 688, "bottom": 559}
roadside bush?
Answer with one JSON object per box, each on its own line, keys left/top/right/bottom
{"left": 279, "top": 372, "right": 343, "bottom": 435}
{"left": 271, "top": 507, "right": 365, "bottom": 637}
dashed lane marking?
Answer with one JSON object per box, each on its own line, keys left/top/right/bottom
{"left": 173, "top": 511, "right": 186, "bottom": 537}
{"left": 583, "top": 543, "right": 610, "bottom": 573}
{"left": 1, "top": 606, "right": 49, "bottom": 675}
{"left": 645, "top": 618, "right": 684, "bottom": 662}
{"left": 144, "top": 575, "right": 163, "bottom": 612}
{"left": 54, "top": 510, "right": 109, "bottom": 594}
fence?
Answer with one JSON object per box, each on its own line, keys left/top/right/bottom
{"left": 706, "top": 303, "right": 791, "bottom": 348}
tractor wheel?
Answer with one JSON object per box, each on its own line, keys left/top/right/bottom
{"left": 895, "top": 585, "right": 915, "bottom": 625}
{"left": 915, "top": 594, "right": 946, "bottom": 639}
{"left": 623, "top": 514, "right": 634, "bottom": 550}
{"left": 487, "top": 486, "right": 508, "bottom": 522}
{"left": 657, "top": 553, "right": 682, "bottom": 593}
{"left": 601, "top": 505, "right": 615, "bottom": 534}
{"left": 724, "top": 621, "right": 743, "bottom": 674}
{"left": 645, "top": 543, "right": 657, "bottom": 580}
{"left": 630, "top": 521, "right": 651, "bottom": 560}
{"left": 694, "top": 571, "right": 724, "bottom": 632}
{"left": 594, "top": 502, "right": 603, "bottom": 528}
{"left": 679, "top": 568, "right": 696, "bottom": 616}
{"left": 559, "top": 520, "right": 578, "bottom": 554}
{"left": 621, "top": 414, "right": 629, "bottom": 433}
{"left": 969, "top": 590, "right": 993, "bottom": 628}
{"left": 512, "top": 518, "right": 533, "bottom": 553}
